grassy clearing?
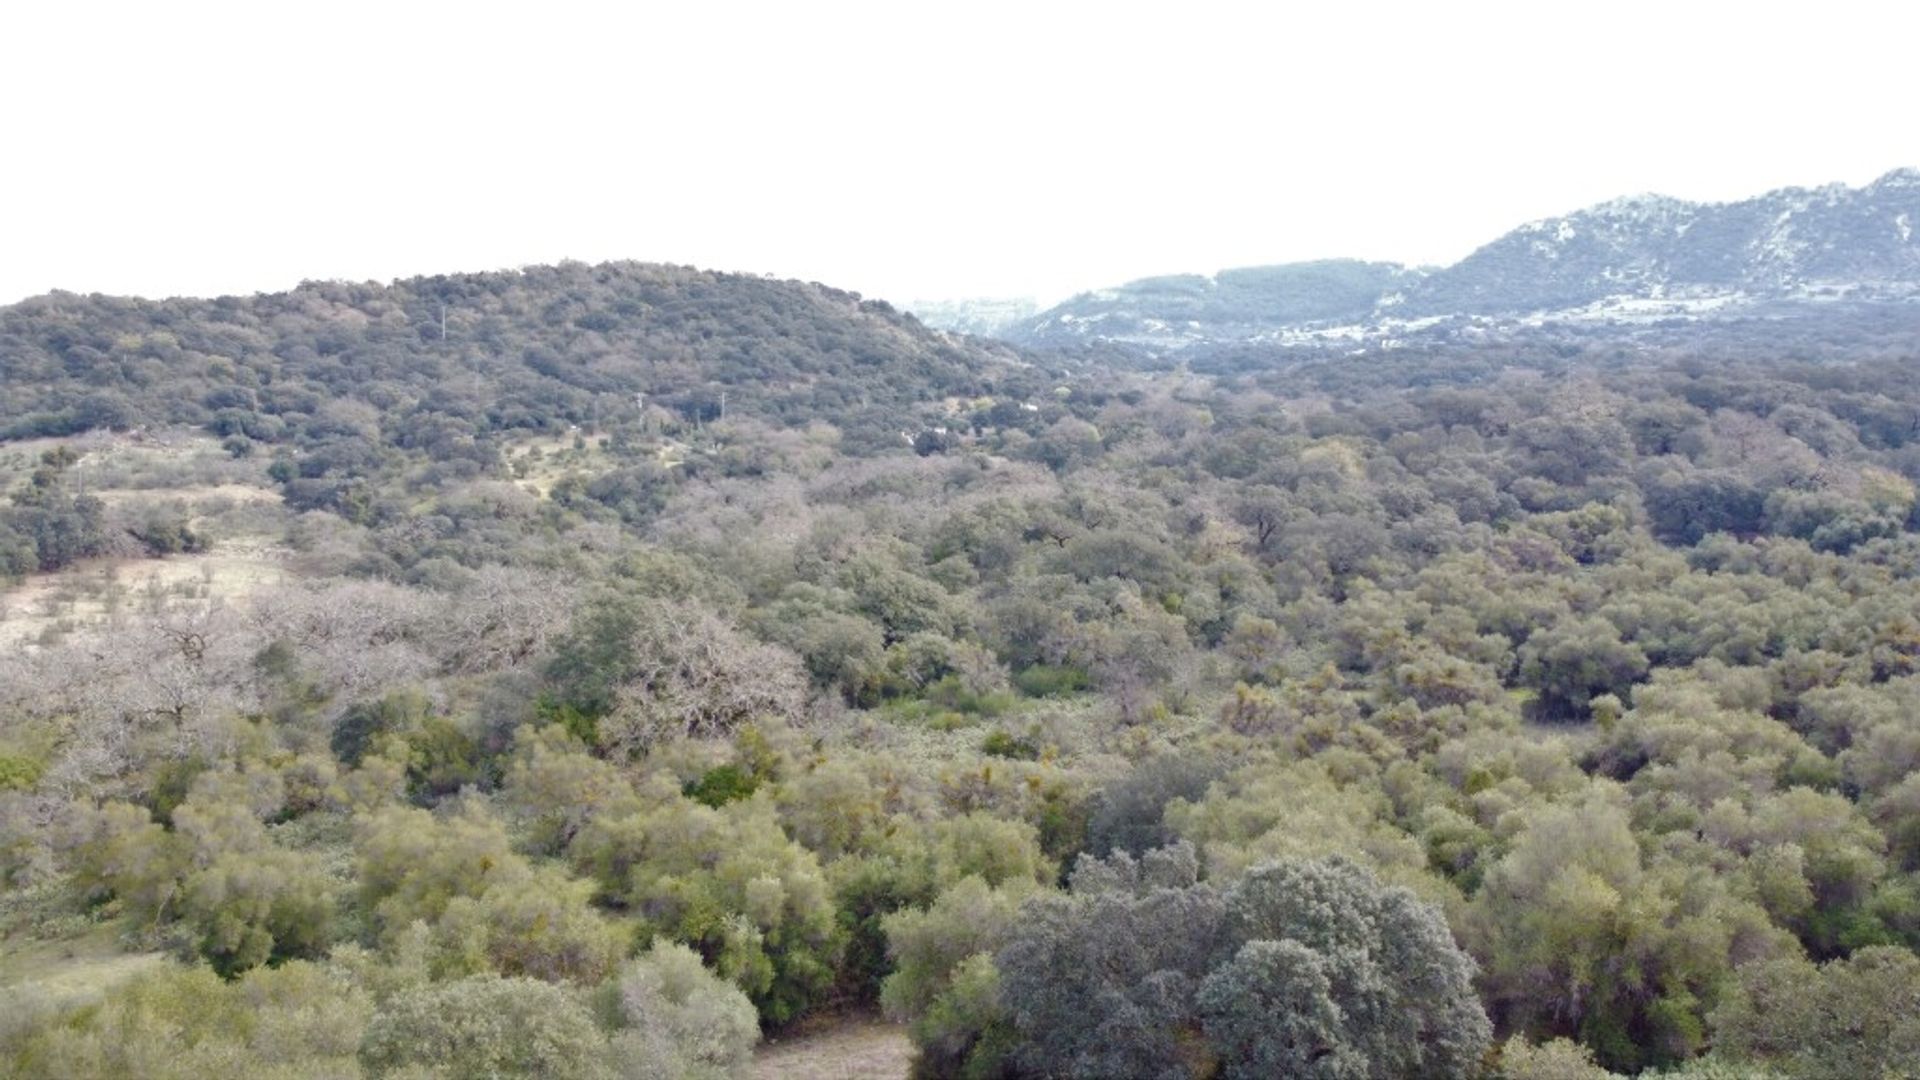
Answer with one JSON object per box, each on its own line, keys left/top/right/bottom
{"left": 0, "top": 431, "right": 292, "bottom": 647}
{"left": 0, "top": 880, "right": 169, "bottom": 1023}
{"left": 502, "top": 430, "right": 704, "bottom": 497}
{"left": 94, "top": 482, "right": 281, "bottom": 508}
{"left": 0, "top": 540, "right": 291, "bottom": 647}
{"left": 503, "top": 432, "right": 613, "bottom": 498}
{"left": 0, "top": 429, "right": 267, "bottom": 494}
{"left": 0, "top": 930, "right": 168, "bottom": 1013}
{"left": 751, "top": 1015, "right": 914, "bottom": 1080}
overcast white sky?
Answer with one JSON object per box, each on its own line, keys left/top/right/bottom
{"left": 4, "top": 1, "right": 1917, "bottom": 307}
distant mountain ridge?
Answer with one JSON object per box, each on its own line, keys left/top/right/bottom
{"left": 904, "top": 296, "right": 1039, "bottom": 337}
{"left": 996, "top": 169, "right": 1920, "bottom": 350}
{"left": 1002, "top": 261, "right": 1422, "bottom": 349}
{"left": 1401, "top": 167, "right": 1920, "bottom": 316}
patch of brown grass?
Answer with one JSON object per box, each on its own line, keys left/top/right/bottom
{"left": 751, "top": 1015, "right": 914, "bottom": 1080}
{"left": 0, "top": 539, "right": 291, "bottom": 647}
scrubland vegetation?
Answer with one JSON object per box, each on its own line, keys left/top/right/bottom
{"left": 4, "top": 264, "right": 1920, "bottom": 1077}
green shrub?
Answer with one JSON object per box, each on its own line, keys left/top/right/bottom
{"left": 359, "top": 974, "right": 613, "bottom": 1079}
{"left": 1014, "top": 664, "right": 1090, "bottom": 698}
{"left": 5, "top": 962, "right": 369, "bottom": 1080}
{"left": 603, "top": 940, "right": 760, "bottom": 1080}
{"left": 0, "top": 754, "right": 44, "bottom": 792}
{"left": 979, "top": 729, "right": 1040, "bottom": 761}
{"left": 686, "top": 764, "right": 759, "bottom": 808}
{"left": 570, "top": 794, "right": 842, "bottom": 1025}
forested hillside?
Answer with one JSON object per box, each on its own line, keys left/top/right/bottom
{"left": 0, "top": 261, "right": 1033, "bottom": 446}
{"left": 4, "top": 263, "right": 1920, "bottom": 1078}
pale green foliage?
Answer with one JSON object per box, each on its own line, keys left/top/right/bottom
{"left": 500, "top": 725, "right": 643, "bottom": 855}
{"left": 281, "top": 752, "right": 344, "bottom": 816}
{"left": 183, "top": 845, "right": 336, "bottom": 975}
{"left": 431, "top": 866, "right": 626, "bottom": 984}
{"left": 775, "top": 756, "right": 892, "bottom": 858}
{"left": 327, "top": 928, "right": 434, "bottom": 1001}
{"left": 16, "top": 271, "right": 1920, "bottom": 1080}
{"left": 570, "top": 792, "right": 840, "bottom": 1023}
{"left": 880, "top": 875, "right": 1029, "bottom": 1021}
{"left": 357, "top": 803, "right": 522, "bottom": 933}
{"left": 358, "top": 974, "right": 613, "bottom": 1080}
{"left": 922, "top": 811, "right": 1053, "bottom": 890}
{"left": 1165, "top": 760, "right": 1428, "bottom": 882}
{"left": 842, "top": 807, "right": 1052, "bottom": 1034}
{"left": 1469, "top": 788, "right": 1794, "bottom": 1071}
{"left": 1499, "top": 1037, "right": 1618, "bottom": 1080}
{"left": 65, "top": 799, "right": 184, "bottom": 920}
{"left": 63, "top": 770, "right": 336, "bottom": 975}
{"left": 605, "top": 939, "right": 759, "bottom": 1080}
{"left": 337, "top": 755, "right": 410, "bottom": 812}
{"left": 1744, "top": 843, "right": 1816, "bottom": 923}
{"left": 1710, "top": 946, "right": 1920, "bottom": 1080}
{"left": 357, "top": 802, "right": 620, "bottom": 984}
{"left": 910, "top": 952, "right": 1010, "bottom": 1080}
{"left": 4, "top": 961, "right": 370, "bottom": 1080}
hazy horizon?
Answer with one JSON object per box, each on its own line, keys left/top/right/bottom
{"left": 6, "top": 1, "right": 1918, "bottom": 309}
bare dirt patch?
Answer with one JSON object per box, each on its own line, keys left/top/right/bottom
{"left": 751, "top": 1016, "right": 914, "bottom": 1080}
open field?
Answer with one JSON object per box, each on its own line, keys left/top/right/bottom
{"left": 502, "top": 431, "right": 690, "bottom": 498}
{"left": 0, "top": 430, "right": 290, "bottom": 647}
{"left": 0, "top": 539, "right": 291, "bottom": 647}
{"left": 0, "top": 884, "right": 170, "bottom": 1026}
{"left": 504, "top": 432, "right": 613, "bottom": 497}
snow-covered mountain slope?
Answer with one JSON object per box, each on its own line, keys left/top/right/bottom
{"left": 989, "top": 170, "right": 1920, "bottom": 352}
{"left": 1403, "top": 168, "right": 1920, "bottom": 316}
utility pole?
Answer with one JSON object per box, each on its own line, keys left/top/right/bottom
{"left": 439, "top": 303, "right": 448, "bottom": 342}
{"left": 718, "top": 390, "right": 727, "bottom": 423}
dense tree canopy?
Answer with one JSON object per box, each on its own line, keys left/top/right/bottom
{"left": 4, "top": 264, "right": 1920, "bottom": 1077}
